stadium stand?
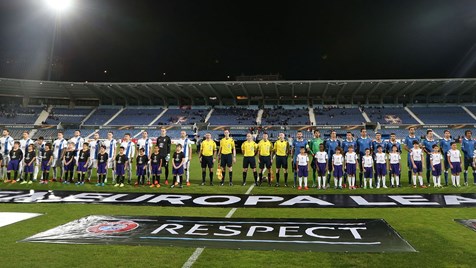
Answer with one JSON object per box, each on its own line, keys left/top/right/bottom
{"left": 155, "top": 108, "right": 207, "bottom": 125}
{"left": 364, "top": 106, "right": 418, "bottom": 124}
{"left": 465, "top": 106, "right": 476, "bottom": 118}
{"left": 410, "top": 106, "right": 476, "bottom": 124}
{"left": 261, "top": 106, "right": 310, "bottom": 125}
{"left": 83, "top": 107, "right": 120, "bottom": 125}
{"left": 109, "top": 108, "right": 163, "bottom": 125}
{"left": 208, "top": 107, "right": 257, "bottom": 125}
{"left": 0, "top": 105, "right": 43, "bottom": 125}
{"left": 314, "top": 107, "right": 365, "bottom": 125}
{"left": 47, "top": 107, "right": 93, "bottom": 124}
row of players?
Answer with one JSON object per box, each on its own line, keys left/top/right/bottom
{"left": 200, "top": 128, "right": 475, "bottom": 189}
{"left": 0, "top": 127, "right": 475, "bottom": 189}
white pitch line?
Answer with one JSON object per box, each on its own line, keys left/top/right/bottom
{"left": 182, "top": 184, "right": 255, "bottom": 268}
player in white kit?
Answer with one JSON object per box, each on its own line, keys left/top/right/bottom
{"left": 52, "top": 132, "right": 68, "bottom": 182}
{"left": 87, "top": 132, "right": 101, "bottom": 181}
{"left": 103, "top": 131, "right": 117, "bottom": 184}
{"left": 18, "top": 131, "right": 34, "bottom": 180}
{"left": 120, "top": 133, "right": 135, "bottom": 184}
{"left": 176, "top": 130, "right": 192, "bottom": 186}
{"left": 0, "top": 129, "right": 14, "bottom": 180}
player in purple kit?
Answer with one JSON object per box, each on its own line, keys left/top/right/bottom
{"left": 344, "top": 145, "right": 358, "bottom": 189}
{"left": 136, "top": 148, "right": 149, "bottom": 186}
{"left": 332, "top": 147, "right": 344, "bottom": 189}
{"left": 21, "top": 144, "right": 36, "bottom": 184}
{"left": 6, "top": 141, "right": 23, "bottom": 184}
{"left": 315, "top": 143, "right": 328, "bottom": 189}
{"left": 447, "top": 142, "right": 462, "bottom": 187}
{"left": 410, "top": 140, "right": 427, "bottom": 188}
{"left": 388, "top": 145, "right": 401, "bottom": 187}
{"left": 75, "top": 143, "right": 90, "bottom": 185}
{"left": 62, "top": 142, "right": 76, "bottom": 184}
{"left": 374, "top": 145, "right": 388, "bottom": 188}
{"left": 114, "top": 147, "right": 129, "bottom": 188}
{"left": 296, "top": 146, "right": 309, "bottom": 190}
{"left": 95, "top": 145, "right": 108, "bottom": 186}
{"left": 430, "top": 144, "right": 443, "bottom": 188}
{"left": 171, "top": 144, "right": 186, "bottom": 188}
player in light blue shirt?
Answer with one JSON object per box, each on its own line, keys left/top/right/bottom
{"left": 403, "top": 127, "right": 421, "bottom": 185}
{"left": 461, "top": 130, "right": 476, "bottom": 185}
{"left": 422, "top": 129, "right": 438, "bottom": 185}
{"left": 325, "top": 130, "right": 341, "bottom": 185}
{"left": 439, "top": 130, "right": 452, "bottom": 186}
{"left": 292, "top": 131, "right": 309, "bottom": 188}
{"left": 356, "top": 128, "right": 372, "bottom": 187}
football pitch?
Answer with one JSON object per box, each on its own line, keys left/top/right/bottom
{"left": 1, "top": 147, "right": 476, "bottom": 267}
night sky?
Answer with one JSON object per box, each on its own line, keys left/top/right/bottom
{"left": 1, "top": 0, "right": 476, "bottom": 82}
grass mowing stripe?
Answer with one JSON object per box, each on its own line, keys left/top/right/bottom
{"left": 182, "top": 184, "right": 255, "bottom": 268}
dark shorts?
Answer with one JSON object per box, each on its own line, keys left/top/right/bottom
{"left": 115, "top": 164, "right": 125, "bottom": 176}
{"left": 407, "top": 153, "right": 413, "bottom": 168}
{"left": 364, "top": 167, "right": 373, "bottom": 178}
{"left": 317, "top": 163, "right": 327, "bottom": 176}
{"left": 311, "top": 156, "right": 317, "bottom": 170}
{"left": 97, "top": 163, "right": 107, "bottom": 174}
{"left": 159, "top": 156, "right": 168, "bottom": 167}
{"left": 173, "top": 166, "right": 184, "bottom": 175}
{"left": 451, "top": 162, "right": 462, "bottom": 174}
{"left": 243, "top": 156, "right": 256, "bottom": 169}
{"left": 41, "top": 160, "right": 51, "bottom": 171}
{"left": 327, "top": 158, "right": 334, "bottom": 172}
{"left": 7, "top": 159, "right": 19, "bottom": 171}
{"left": 201, "top": 156, "right": 214, "bottom": 169}
{"left": 376, "top": 163, "right": 387, "bottom": 176}
{"left": 77, "top": 161, "right": 87, "bottom": 172}
{"left": 136, "top": 165, "right": 147, "bottom": 176}
{"left": 151, "top": 164, "right": 161, "bottom": 175}
{"left": 23, "top": 163, "right": 34, "bottom": 173}
{"left": 443, "top": 153, "right": 450, "bottom": 170}
{"left": 297, "top": 165, "right": 308, "bottom": 177}
{"left": 390, "top": 163, "right": 400, "bottom": 176}
{"left": 346, "top": 163, "right": 356, "bottom": 175}
{"left": 425, "top": 154, "right": 432, "bottom": 169}
{"left": 412, "top": 161, "right": 423, "bottom": 173}
{"left": 259, "top": 156, "right": 271, "bottom": 169}
{"left": 276, "top": 156, "right": 288, "bottom": 169}
{"left": 220, "top": 154, "right": 233, "bottom": 168}
{"left": 64, "top": 162, "right": 75, "bottom": 172}
{"left": 333, "top": 165, "right": 343, "bottom": 178}
{"left": 464, "top": 157, "right": 474, "bottom": 170}
{"left": 432, "top": 163, "right": 442, "bottom": 176}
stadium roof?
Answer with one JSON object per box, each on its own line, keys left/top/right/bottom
{"left": 0, "top": 77, "right": 475, "bottom": 105}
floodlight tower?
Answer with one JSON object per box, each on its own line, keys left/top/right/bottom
{"left": 45, "top": 0, "right": 73, "bottom": 81}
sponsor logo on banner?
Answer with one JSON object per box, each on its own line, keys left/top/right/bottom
{"left": 455, "top": 219, "right": 476, "bottom": 232}
{"left": 22, "top": 215, "right": 416, "bottom": 252}
{"left": 2, "top": 190, "right": 476, "bottom": 208}
{"left": 87, "top": 221, "right": 139, "bottom": 234}
{"left": 0, "top": 212, "right": 42, "bottom": 228}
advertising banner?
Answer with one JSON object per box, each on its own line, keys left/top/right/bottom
{"left": 22, "top": 215, "right": 416, "bottom": 252}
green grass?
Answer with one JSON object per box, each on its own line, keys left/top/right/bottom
{"left": 1, "top": 146, "right": 476, "bottom": 267}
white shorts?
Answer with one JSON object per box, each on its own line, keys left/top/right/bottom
{"left": 52, "top": 158, "right": 62, "bottom": 167}
{"left": 1, "top": 154, "right": 10, "bottom": 166}
{"left": 107, "top": 158, "right": 114, "bottom": 169}
{"left": 88, "top": 159, "right": 98, "bottom": 169}
{"left": 184, "top": 158, "right": 190, "bottom": 169}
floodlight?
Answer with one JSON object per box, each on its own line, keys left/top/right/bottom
{"left": 45, "top": 0, "right": 73, "bottom": 13}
